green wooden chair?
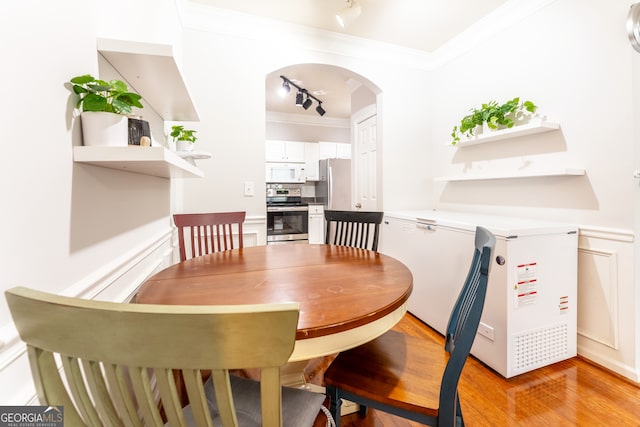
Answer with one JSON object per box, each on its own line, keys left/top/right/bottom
{"left": 5, "top": 287, "right": 330, "bottom": 427}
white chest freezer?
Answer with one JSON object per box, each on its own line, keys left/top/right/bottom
{"left": 379, "top": 210, "right": 578, "bottom": 378}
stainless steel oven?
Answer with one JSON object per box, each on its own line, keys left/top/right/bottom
{"left": 266, "top": 185, "right": 309, "bottom": 244}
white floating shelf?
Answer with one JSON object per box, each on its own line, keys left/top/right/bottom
{"left": 74, "top": 146, "right": 204, "bottom": 179}
{"left": 435, "top": 168, "right": 585, "bottom": 182}
{"left": 97, "top": 38, "right": 199, "bottom": 121}
{"left": 455, "top": 121, "right": 560, "bottom": 147}
{"left": 176, "top": 150, "right": 212, "bottom": 166}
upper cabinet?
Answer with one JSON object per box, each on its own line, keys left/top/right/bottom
{"left": 97, "top": 38, "right": 199, "bottom": 121}
{"left": 319, "top": 142, "right": 351, "bottom": 159}
{"left": 304, "top": 143, "right": 320, "bottom": 181}
{"left": 265, "top": 140, "right": 306, "bottom": 163}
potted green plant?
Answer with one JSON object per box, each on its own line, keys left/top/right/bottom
{"left": 170, "top": 125, "right": 198, "bottom": 152}
{"left": 69, "top": 74, "right": 144, "bottom": 146}
{"left": 451, "top": 97, "right": 537, "bottom": 145}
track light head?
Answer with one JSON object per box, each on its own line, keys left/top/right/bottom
{"left": 295, "top": 90, "right": 304, "bottom": 106}
{"left": 278, "top": 79, "right": 290, "bottom": 97}
{"left": 316, "top": 102, "right": 326, "bottom": 117}
{"left": 302, "top": 93, "right": 313, "bottom": 110}
{"left": 336, "top": 0, "right": 361, "bottom": 28}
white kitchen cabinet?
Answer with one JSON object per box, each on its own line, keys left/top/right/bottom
{"left": 318, "top": 142, "right": 351, "bottom": 159}
{"left": 308, "top": 204, "right": 325, "bottom": 244}
{"left": 304, "top": 143, "right": 320, "bottom": 181}
{"left": 266, "top": 140, "right": 305, "bottom": 163}
{"left": 336, "top": 143, "right": 352, "bottom": 159}
{"left": 318, "top": 142, "right": 335, "bottom": 159}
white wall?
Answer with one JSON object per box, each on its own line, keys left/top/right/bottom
{"left": 427, "top": 0, "right": 639, "bottom": 381}
{"left": 430, "top": 0, "right": 634, "bottom": 228}
{"left": 0, "top": 0, "right": 185, "bottom": 404}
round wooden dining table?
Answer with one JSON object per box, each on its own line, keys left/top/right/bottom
{"left": 134, "top": 244, "right": 413, "bottom": 362}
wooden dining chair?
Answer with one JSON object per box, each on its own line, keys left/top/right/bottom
{"left": 324, "top": 226, "right": 496, "bottom": 427}
{"left": 173, "top": 211, "right": 246, "bottom": 261}
{"left": 324, "top": 210, "right": 384, "bottom": 251}
{"left": 5, "top": 286, "right": 331, "bottom": 427}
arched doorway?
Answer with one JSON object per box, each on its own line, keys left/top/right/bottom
{"left": 265, "top": 63, "right": 382, "bottom": 211}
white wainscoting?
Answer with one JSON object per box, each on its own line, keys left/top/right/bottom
{"left": 0, "top": 216, "right": 268, "bottom": 404}
{"left": 576, "top": 225, "right": 637, "bottom": 382}
{"left": 0, "top": 230, "right": 175, "bottom": 405}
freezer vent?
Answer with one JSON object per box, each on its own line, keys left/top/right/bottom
{"left": 513, "top": 324, "right": 568, "bottom": 373}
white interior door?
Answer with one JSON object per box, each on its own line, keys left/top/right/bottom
{"left": 354, "top": 107, "right": 378, "bottom": 211}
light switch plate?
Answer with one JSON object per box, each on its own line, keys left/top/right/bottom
{"left": 244, "top": 181, "right": 254, "bottom": 196}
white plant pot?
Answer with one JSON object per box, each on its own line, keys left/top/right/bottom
{"left": 176, "top": 141, "right": 194, "bottom": 152}
{"left": 80, "top": 112, "right": 128, "bottom": 146}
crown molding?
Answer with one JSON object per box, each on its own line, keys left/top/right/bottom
{"left": 176, "top": 0, "right": 558, "bottom": 72}
{"left": 266, "top": 111, "right": 350, "bottom": 128}
{"left": 177, "top": 0, "right": 433, "bottom": 70}
{"left": 428, "top": 0, "right": 559, "bottom": 69}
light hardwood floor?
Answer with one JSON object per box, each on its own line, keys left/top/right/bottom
{"left": 306, "top": 313, "right": 640, "bottom": 427}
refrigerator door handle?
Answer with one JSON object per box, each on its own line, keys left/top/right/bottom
{"left": 328, "top": 166, "right": 333, "bottom": 209}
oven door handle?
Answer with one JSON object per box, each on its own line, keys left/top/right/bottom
{"left": 267, "top": 206, "right": 309, "bottom": 212}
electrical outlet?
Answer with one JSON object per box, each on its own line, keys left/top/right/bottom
{"left": 477, "top": 322, "right": 495, "bottom": 341}
{"left": 244, "top": 181, "right": 254, "bottom": 197}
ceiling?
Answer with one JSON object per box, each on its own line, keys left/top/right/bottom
{"left": 193, "top": 0, "right": 509, "bottom": 118}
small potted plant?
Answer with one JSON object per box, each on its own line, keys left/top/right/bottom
{"left": 451, "top": 97, "right": 537, "bottom": 145}
{"left": 69, "top": 74, "right": 144, "bottom": 146}
{"left": 170, "top": 125, "right": 198, "bottom": 152}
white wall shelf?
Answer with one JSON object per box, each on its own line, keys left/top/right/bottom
{"left": 74, "top": 146, "right": 204, "bottom": 179}
{"left": 97, "top": 38, "right": 199, "bottom": 121}
{"left": 435, "top": 168, "right": 585, "bottom": 182}
{"left": 176, "top": 150, "right": 212, "bottom": 166}
{"left": 455, "top": 121, "right": 560, "bottom": 147}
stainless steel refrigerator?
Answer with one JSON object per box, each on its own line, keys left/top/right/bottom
{"left": 316, "top": 158, "right": 351, "bottom": 210}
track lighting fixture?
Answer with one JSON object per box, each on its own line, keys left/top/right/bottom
{"left": 336, "top": 0, "right": 361, "bottom": 28}
{"left": 279, "top": 75, "right": 327, "bottom": 117}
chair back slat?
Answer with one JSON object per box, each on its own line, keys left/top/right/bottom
{"left": 5, "top": 287, "right": 300, "bottom": 427}
{"left": 324, "top": 210, "right": 383, "bottom": 251}
{"left": 174, "top": 212, "right": 246, "bottom": 261}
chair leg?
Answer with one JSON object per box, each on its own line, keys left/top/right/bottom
{"left": 456, "top": 397, "right": 464, "bottom": 427}
{"left": 327, "top": 386, "right": 342, "bottom": 427}
{"left": 358, "top": 404, "right": 367, "bottom": 416}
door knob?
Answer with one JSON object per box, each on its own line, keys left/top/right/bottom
{"left": 355, "top": 203, "right": 362, "bottom": 209}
